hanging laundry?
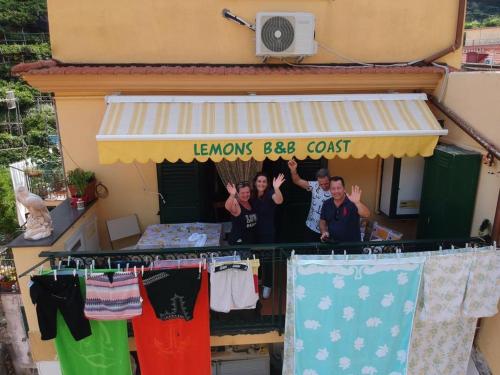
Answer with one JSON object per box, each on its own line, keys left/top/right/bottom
{"left": 283, "top": 260, "right": 296, "bottom": 375}
{"left": 419, "top": 253, "right": 472, "bottom": 322}
{"left": 408, "top": 308, "right": 476, "bottom": 375}
{"left": 84, "top": 272, "right": 142, "bottom": 320}
{"left": 142, "top": 268, "right": 201, "bottom": 321}
{"left": 289, "top": 257, "right": 424, "bottom": 375}
{"left": 132, "top": 271, "right": 211, "bottom": 375}
{"left": 463, "top": 250, "right": 500, "bottom": 317}
{"left": 55, "top": 278, "right": 132, "bottom": 375}
{"left": 408, "top": 248, "right": 498, "bottom": 375}
{"left": 29, "top": 274, "right": 91, "bottom": 341}
{"left": 210, "top": 262, "right": 259, "bottom": 313}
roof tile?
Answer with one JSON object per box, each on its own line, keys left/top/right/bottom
{"left": 11, "top": 59, "right": 450, "bottom": 76}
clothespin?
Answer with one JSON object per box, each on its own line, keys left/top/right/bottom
{"left": 73, "top": 269, "right": 76, "bottom": 277}
{"left": 330, "top": 250, "right": 334, "bottom": 260}
{"left": 39, "top": 265, "right": 43, "bottom": 275}
{"left": 246, "top": 257, "right": 250, "bottom": 267}
{"left": 92, "top": 259, "right": 95, "bottom": 269}
{"left": 141, "top": 265, "right": 144, "bottom": 276}
{"left": 58, "top": 260, "right": 62, "bottom": 270}
{"left": 344, "top": 250, "right": 347, "bottom": 260}
{"left": 149, "top": 261, "right": 153, "bottom": 271}
{"left": 85, "top": 268, "right": 88, "bottom": 280}
{"left": 76, "top": 259, "right": 80, "bottom": 270}
{"left": 203, "top": 258, "right": 207, "bottom": 270}
{"left": 126, "top": 263, "right": 129, "bottom": 272}
{"left": 439, "top": 245, "right": 443, "bottom": 252}
{"left": 53, "top": 269, "right": 57, "bottom": 281}
{"left": 177, "top": 259, "right": 181, "bottom": 269}
{"left": 451, "top": 245, "right": 455, "bottom": 250}
{"left": 107, "top": 257, "right": 111, "bottom": 269}
{"left": 67, "top": 256, "right": 71, "bottom": 267}
{"left": 493, "top": 241, "right": 497, "bottom": 250}
{"left": 291, "top": 249, "right": 295, "bottom": 259}
{"left": 253, "top": 254, "right": 256, "bottom": 261}
{"left": 134, "top": 266, "right": 137, "bottom": 277}
{"left": 198, "top": 261, "right": 202, "bottom": 278}
{"left": 233, "top": 251, "right": 237, "bottom": 260}
{"left": 368, "top": 248, "right": 372, "bottom": 255}
{"left": 117, "top": 264, "right": 121, "bottom": 272}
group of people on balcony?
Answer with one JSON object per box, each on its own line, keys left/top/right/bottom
{"left": 225, "top": 159, "right": 371, "bottom": 246}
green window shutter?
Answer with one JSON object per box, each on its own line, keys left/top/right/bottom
{"left": 157, "top": 161, "right": 203, "bottom": 223}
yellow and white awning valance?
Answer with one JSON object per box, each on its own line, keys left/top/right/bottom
{"left": 96, "top": 94, "right": 447, "bottom": 164}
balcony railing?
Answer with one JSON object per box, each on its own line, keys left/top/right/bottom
{"left": 32, "top": 237, "right": 489, "bottom": 336}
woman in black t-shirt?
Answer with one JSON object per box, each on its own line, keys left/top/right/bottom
{"left": 250, "top": 172, "right": 285, "bottom": 299}
{"left": 251, "top": 172, "right": 285, "bottom": 244}
{"left": 225, "top": 181, "right": 258, "bottom": 245}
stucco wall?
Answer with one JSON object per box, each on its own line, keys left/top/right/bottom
{"left": 55, "top": 97, "right": 160, "bottom": 249}
{"left": 329, "top": 157, "right": 379, "bottom": 214}
{"left": 46, "top": 0, "right": 462, "bottom": 67}
{"left": 434, "top": 71, "right": 500, "bottom": 374}
{"left": 434, "top": 72, "right": 500, "bottom": 237}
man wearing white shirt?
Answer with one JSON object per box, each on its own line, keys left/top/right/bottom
{"left": 288, "top": 159, "right": 331, "bottom": 242}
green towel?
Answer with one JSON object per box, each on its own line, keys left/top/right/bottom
{"left": 54, "top": 279, "right": 132, "bottom": 375}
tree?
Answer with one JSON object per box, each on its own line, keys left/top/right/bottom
{"left": 0, "top": 0, "right": 48, "bottom": 33}
{"left": 0, "top": 168, "right": 18, "bottom": 242}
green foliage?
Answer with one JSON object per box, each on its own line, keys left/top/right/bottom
{"left": 467, "top": 0, "right": 500, "bottom": 26}
{"left": 0, "top": 43, "right": 51, "bottom": 59}
{"left": 483, "top": 16, "right": 500, "bottom": 27}
{"left": 0, "top": 0, "right": 48, "bottom": 33}
{"left": 22, "top": 104, "right": 55, "bottom": 132}
{"left": 0, "top": 168, "right": 18, "bottom": 239}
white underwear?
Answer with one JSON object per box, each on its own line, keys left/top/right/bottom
{"left": 210, "top": 267, "right": 259, "bottom": 313}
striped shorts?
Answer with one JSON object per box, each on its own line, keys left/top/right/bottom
{"left": 84, "top": 273, "right": 142, "bottom": 320}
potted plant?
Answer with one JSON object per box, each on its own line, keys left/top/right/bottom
{"left": 24, "top": 167, "right": 43, "bottom": 177}
{"left": 67, "top": 168, "right": 96, "bottom": 207}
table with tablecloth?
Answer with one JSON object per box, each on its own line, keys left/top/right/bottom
{"left": 136, "top": 223, "right": 222, "bottom": 249}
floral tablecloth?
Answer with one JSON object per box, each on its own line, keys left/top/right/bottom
{"left": 136, "top": 223, "right": 222, "bottom": 249}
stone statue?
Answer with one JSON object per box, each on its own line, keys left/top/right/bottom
{"left": 15, "top": 186, "right": 53, "bottom": 240}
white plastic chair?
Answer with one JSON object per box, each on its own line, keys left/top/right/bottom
{"left": 106, "top": 214, "right": 142, "bottom": 249}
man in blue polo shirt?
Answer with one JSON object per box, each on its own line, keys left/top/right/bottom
{"left": 319, "top": 176, "right": 370, "bottom": 242}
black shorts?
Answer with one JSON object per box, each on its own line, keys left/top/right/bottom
{"left": 142, "top": 269, "right": 201, "bottom": 321}
{"left": 304, "top": 226, "right": 321, "bottom": 243}
{"left": 30, "top": 275, "right": 91, "bottom": 341}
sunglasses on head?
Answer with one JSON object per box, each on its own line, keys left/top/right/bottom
{"left": 237, "top": 181, "right": 250, "bottom": 189}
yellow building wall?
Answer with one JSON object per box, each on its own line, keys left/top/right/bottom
{"left": 433, "top": 72, "right": 500, "bottom": 374}
{"left": 55, "top": 97, "right": 160, "bottom": 249}
{"left": 434, "top": 72, "right": 500, "bottom": 237}
{"left": 329, "top": 157, "right": 379, "bottom": 214}
{"left": 47, "top": 0, "right": 462, "bottom": 67}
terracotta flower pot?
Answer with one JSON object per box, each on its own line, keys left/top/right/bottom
{"left": 69, "top": 179, "right": 97, "bottom": 207}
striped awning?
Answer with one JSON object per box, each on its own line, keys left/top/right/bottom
{"left": 96, "top": 94, "right": 447, "bottom": 164}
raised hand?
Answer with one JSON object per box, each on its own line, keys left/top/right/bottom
{"left": 273, "top": 173, "right": 286, "bottom": 189}
{"left": 346, "top": 185, "right": 362, "bottom": 204}
{"left": 287, "top": 158, "right": 297, "bottom": 172}
{"left": 226, "top": 182, "right": 237, "bottom": 197}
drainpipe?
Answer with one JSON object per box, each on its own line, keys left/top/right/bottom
{"left": 493, "top": 190, "right": 500, "bottom": 245}
{"left": 423, "top": 0, "right": 466, "bottom": 64}
{"left": 429, "top": 96, "right": 500, "bottom": 161}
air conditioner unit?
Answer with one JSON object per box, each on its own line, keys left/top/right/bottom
{"left": 256, "top": 12, "right": 317, "bottom": 57}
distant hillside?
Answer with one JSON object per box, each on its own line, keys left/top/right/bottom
{"left": 466, "top": 0, "right": 500, "bottom": 28}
